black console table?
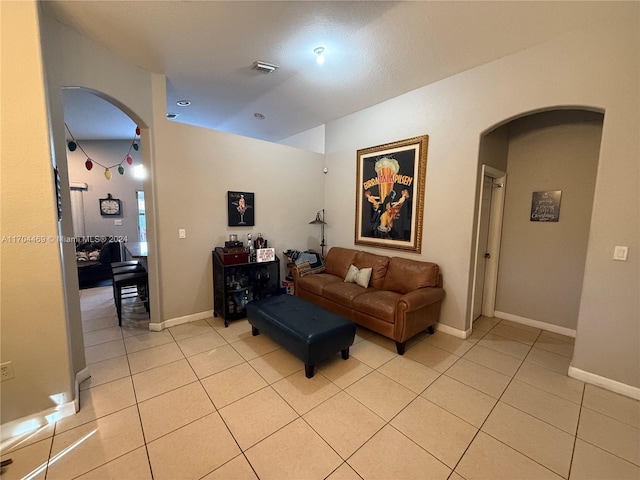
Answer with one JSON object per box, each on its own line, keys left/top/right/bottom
{"left": 212, "top": 247, "right": 280, "bottom": 327}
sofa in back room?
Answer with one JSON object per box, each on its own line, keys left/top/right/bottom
{"left": 292, "top": 246, "right": 445, "bottom": 354}
{"left": 75, "top": 240, "right": 122, "bottom": 289}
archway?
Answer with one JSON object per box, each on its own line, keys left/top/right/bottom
{"left": 471, "top": 108, "right": 604, "bottom": 335}
{"left": 59, "top": 86, "right": 157, "bottom": 367}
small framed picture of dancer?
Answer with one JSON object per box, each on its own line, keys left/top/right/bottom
{"left": 228, "top": 191, "right": 254, "bottom": 227}
{"left": 355, "top": 135, "right": 428, "bottom": 253}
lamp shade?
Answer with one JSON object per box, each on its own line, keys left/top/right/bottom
{"left": 309, "top": 210, "right": 326, "bottom": 225}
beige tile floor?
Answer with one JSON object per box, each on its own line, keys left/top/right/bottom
{"left": 2, "top": 286, "right": 639, "bottom": 479}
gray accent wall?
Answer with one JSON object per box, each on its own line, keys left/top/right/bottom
{"left": 495, "top": 110, "right": 603, "bottom": 330}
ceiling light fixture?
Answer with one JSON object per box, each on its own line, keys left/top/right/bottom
{"left": 251, "top": 61, "right": 279, "bottom": 74}
{"left": 176, "top": 100, "right": 191, "bottom": 107}
{"left": 254, "top": 113, "right": 265, "bottom": 120}
{"left": 314, "top": 47, "right": 325, "bottom": 65}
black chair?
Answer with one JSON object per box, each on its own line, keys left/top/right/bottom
{"left": 112, "top": 267, "right": 149, "bottom": 325}
{"left": 111, "top": 260, "right": 144, "bottom": 275}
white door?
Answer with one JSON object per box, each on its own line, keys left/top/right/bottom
{"left": 470, "top": 165, "right": 506, "bottom": 324}
{"left": 472, "top": 176, "right": 493, "bottom": 320}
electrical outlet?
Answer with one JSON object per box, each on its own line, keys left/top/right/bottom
{"left": 1, "top": 361, "right": 15, "bottom": 382}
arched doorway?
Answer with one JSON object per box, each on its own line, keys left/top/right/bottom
{"left": 471, "top": 109, "right": 604, "bottom": 335}
{"left": 61, "top": 86, "right": 155, "bottom": 330}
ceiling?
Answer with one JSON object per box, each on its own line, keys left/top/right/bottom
{"left": 42, "top": 1, "right": 615, "bottom": 143}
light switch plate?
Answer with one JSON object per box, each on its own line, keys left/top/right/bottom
{"left": 613, "top": 246, "right": 628, "bottom": 261}
{"left": 114, "top": 219, "right": 123, "bottom": 226}
{"left": 179, "top": 229, "right": 186, "bottom": 239}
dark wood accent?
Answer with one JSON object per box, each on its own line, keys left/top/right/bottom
{"left": 305, "top": 364, "right": 315, "bottom": 378}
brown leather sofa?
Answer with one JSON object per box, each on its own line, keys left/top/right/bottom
{"left": 292, "top": 247, "right": 445, "bottom": 354}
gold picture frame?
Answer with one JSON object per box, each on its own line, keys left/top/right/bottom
{"left": 355, "top": 135, "right": 428, "bottom": 253}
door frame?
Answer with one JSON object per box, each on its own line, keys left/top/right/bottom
{"left": 469, "top": 165, "right": 507, "bottom": 327}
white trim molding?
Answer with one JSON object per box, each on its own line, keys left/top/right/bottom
{"left": 0, "top": 367, "right": 91, "bottom": 442}
{"left": 568, "top": 365, "right": 640, "bottom": 401}
{"left": 494, "top": 311, "right": 576, "bottom": 338}
{"left": 74, "top": 366, "right": 91, "bottom": 412}
{"left": 436, "top": 322, "right": 471, "bottom": 339}
{"left": 0, "top": 401, "right": 76, "bottom": 443}
{"left": 149, "top": 310, "right": 213, "bottom": 331}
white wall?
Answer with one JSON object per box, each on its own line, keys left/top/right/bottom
{"left": 151, "top": 76, "right": 325, "bottom": 322}
{"left": 1, "top": 1, "right": 73, "bottom": 425}
{"left": 278, "top": 124, "right": 326, "bottom": 154}
{"left": 322, "top": 8, "right": 639, "bottom": 388}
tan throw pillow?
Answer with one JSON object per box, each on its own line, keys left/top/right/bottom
{"left": 344, "top": 264, "right": 372, "bottom": 288}
{"left": 344, "top": 264, "right": 358, "bottom": 283}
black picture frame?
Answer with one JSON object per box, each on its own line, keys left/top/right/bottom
{"left": 227, "top": 191, "right": 254, "bottom": 226}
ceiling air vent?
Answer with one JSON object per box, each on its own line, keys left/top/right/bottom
{"left": 166, "top": 113, "right": 179, "bottom": 119}
{"left": 251, "top": 61, "right": 279, "bottom": 74}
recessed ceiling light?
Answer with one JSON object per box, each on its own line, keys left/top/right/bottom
{"left": 314, "top": 47, "right": 325, "bottom": 65}
{"left": 176, "top": 100, "right": 191, "bottom": 107}
{"left": 254, "top": 113, "right": 265, "bottom": 120}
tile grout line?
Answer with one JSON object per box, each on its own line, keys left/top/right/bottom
{"left": 444, "top": 322, "right": 570, "bottom": 478}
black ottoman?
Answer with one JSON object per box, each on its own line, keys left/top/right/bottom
{"left": 246, "top": 295, "right": 356, "bottom": 378}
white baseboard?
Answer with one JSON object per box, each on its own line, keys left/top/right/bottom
{"left": 568, "top": 365, "right": 640, "bottom": 401}
{"left": 494, "top": 311, "right": 576, "bottom": 338}
{"left": 149, "top": 310, "right": 213, "bottom": 331}
{"left": 74, "top": 366, "right": 91, "bottom": 412}
{"left": 436, "top": 322, "right": 471, "bottom": 339}
{"left": 0, "top": 401, "right": 76, "bottom": 443}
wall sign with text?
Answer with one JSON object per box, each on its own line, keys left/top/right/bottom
{"left": 530, "top": 191, "right": 561, "bottom": 222}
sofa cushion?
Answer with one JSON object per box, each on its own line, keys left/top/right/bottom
{"left": 354, "top": 251, "right": 390, "bottom": 289}
{"left": 344, "top": 265, "right": 372, "bottom": 288}
{"left": 382, "top": 257, "right": 440, "bottom": 294}
{"left": 352, "top": 290, "right": 400, "bottom": 323}
{"left": 322, "top": 281, "right": 367, "bottom": 309}
{"left": 324, "top": 247, "right": 357, "bottom": 279}
{"left": 296, "top": 273, "right": 342, "bottom": 296}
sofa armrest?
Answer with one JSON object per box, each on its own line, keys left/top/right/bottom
{"left": 291, "top": 265, "right": 302, "bottom": 282}
{"left": 397, "top": 287, "right": 445, "bottom": 313}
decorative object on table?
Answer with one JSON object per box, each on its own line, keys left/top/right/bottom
{"left": 355, "top": 135, "right": 428, "bottom": 253}
{"left": 530, "top": 191, "right": 561, "bottom": 222}
{"left": 227, "top": 191, "right": 254, "bottom": 226}
{"left": 225, "top": 234, "right": 243, "bottom": 249}
{"left": 254, "top": 233, "right": 265, "bottom": 249}
{"left": 99, "top": 193, "right": 122, "bottom": 216}
{"left": 220, "top": 245, "right": 249, "bottom": 265}
{"left": 256, "top": 247, "right": 275, "bottom": 263}
{"left": 309, "top": 209, "right": 327, "bottom": 256}
{"left": 66, "top": 123, "right": 140, "bottom": 180}
{"left": 246, "top": 232, "right": 254, "bottom": 261}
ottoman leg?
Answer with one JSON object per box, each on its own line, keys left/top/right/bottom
{"left": 341, "top": 347, "right": 350, "bottom": 360}
{"left": 305, "top": 364, "right": 315, "bottom": 378}
{"left": 252, "top": 326, "right": 260, "bottom": 336}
